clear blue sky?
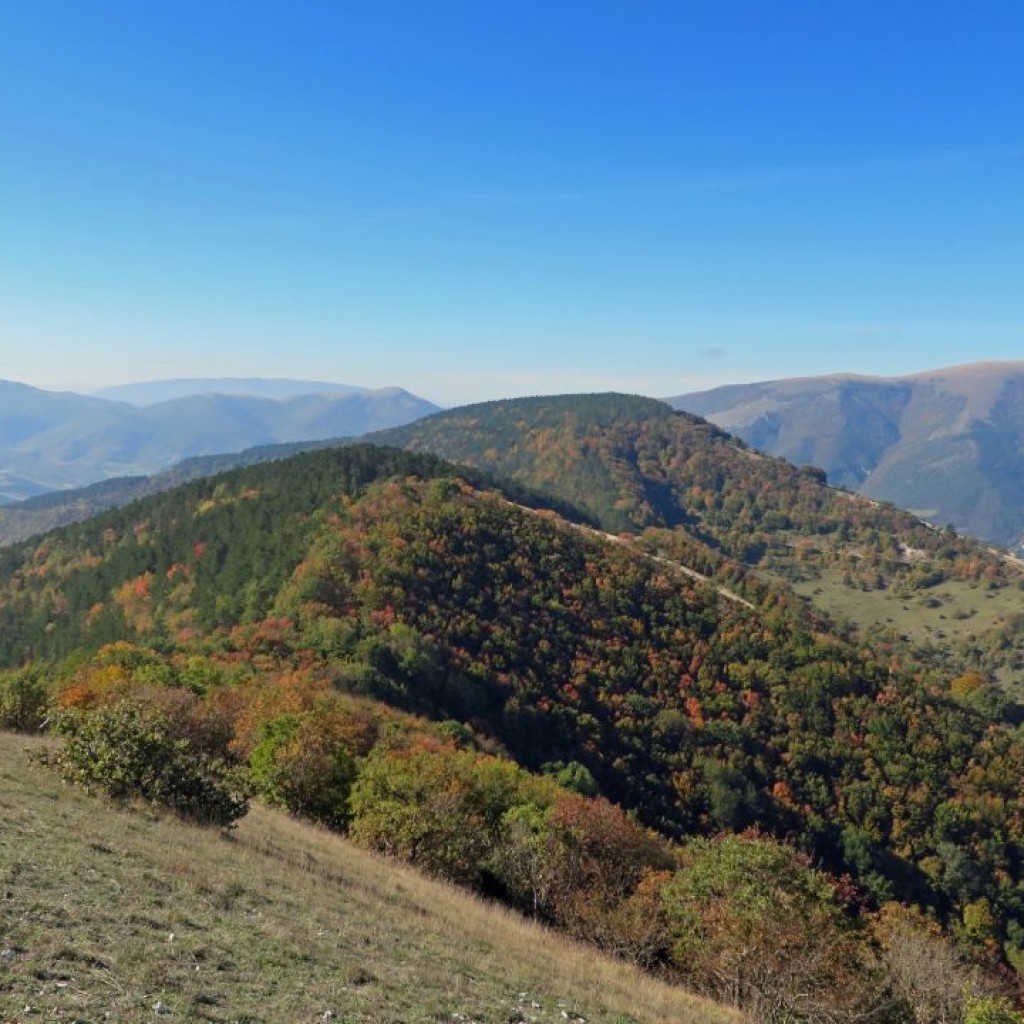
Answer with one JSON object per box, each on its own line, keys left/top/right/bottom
{"left": 1, "top": 1, "right": 1021, "bottom": 405}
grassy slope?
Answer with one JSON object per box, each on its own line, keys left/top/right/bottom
{"left": 0, "top": 733, "right": 740, "bottom": 1024}
{"left": 793, "top": 568, "right": 1024, "bottom": 675}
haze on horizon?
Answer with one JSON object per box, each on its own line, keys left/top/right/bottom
{"left": 2, "top": 2, "right": 1021, "bottom": 407}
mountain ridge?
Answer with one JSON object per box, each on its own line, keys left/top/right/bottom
{"left": 4, "top": 391, "right": 1024, "bottom": 697}
{"left": 668, "top": 361, "right": 1024, "bottom": 550}
{"left": 0, "top": 378, "right": 439, "bottom": 503}
{"left": 91, "top": 376, "right": 371, "bottom": 404}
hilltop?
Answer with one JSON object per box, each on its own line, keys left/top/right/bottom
{"left": 0, "top": 438, "right": 346, "bottom": 547}
{"left": 370, "top": 394, "right": 1024, "bottom": 692}
{"left": 8, "top": 392, "right": 1024, "bottom": 689}
{"left": 5, "top": 391, "right": 1024, "bottom": 695}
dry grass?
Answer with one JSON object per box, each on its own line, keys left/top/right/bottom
{"left": 0, "top": 731, "right": 741, "bottom": 1024}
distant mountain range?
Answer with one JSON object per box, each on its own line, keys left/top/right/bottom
{"left": 91, "top": 377, "right": 369, "bottom": 405}
{"left": 669, "top": 361, "right": 1024, "bottom": 551}
{"left": 0, "top": 378, "right": 439, "bottom": 504}
{"left": 8, "top": 362, "right": 1024, "bottom": 554}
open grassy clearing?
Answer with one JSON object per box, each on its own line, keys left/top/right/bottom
{"left": 792, "top": 567, "right": 1024, "bottom": 677}
{"left": 0, "top": 732, "right": 741, "bottom": 1024}
{"left": 793, "top": 567, "right": 1024, "bottom": 641}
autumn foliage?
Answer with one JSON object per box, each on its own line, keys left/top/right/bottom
{"left": 3, "top": 429, "right": 1024, "bottom": 1019}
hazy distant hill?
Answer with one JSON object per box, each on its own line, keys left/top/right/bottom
{"left": 0, "top": 380, "right": 439, "bottom": 503}
{"left": 92, "top": 376, "right": 368, "bottom": 405}
{"left": 669, "top": 362, "right": 1024, "bottom": 550}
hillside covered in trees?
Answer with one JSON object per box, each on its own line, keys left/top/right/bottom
{"left": 4, "top": 404, "right": 1024, "bottom": 1021}
{"left": 374, "top": 395, "right": 1024, "bottom": 691}
{"left": 372, "top": 394, "right": 1003, "bottom": 573}
{"left": 9, "top": 393, "right": 1022, "bottom": 694}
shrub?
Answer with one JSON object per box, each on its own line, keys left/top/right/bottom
{"left": 349, "top": 742, "right": 553, "bottom": 885}
{"left": 661, "top": 834, "right": 881, "bottom": 1023}
{"left": 489, "top": 788, "right": 673, "bottom": 961}
{"left": 0, "top": 667, "right": 49, "bottom": 732}
{"left": 248, "top": 702, "right": 377, "bottom": 830}
{"left": 542, "top": 793, "right": 673, "bottom": 940}
{"left": 964, "top": 997, "right": 1024, "bottom": 1024}
{"left": 44, "top": 699, "right": 248, "bottom": 827}
{"left": 871, "top": 902, "right": 985, "bottom": 1024}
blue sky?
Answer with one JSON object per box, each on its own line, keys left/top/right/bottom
{"left": 1, "top": 2, "right": 1021, "bottom": 406}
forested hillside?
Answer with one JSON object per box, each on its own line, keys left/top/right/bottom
{"left": 10, "top": 393, "right": 1022, "bottom": 697}
{"left": 372, "top": 394, "right": 1000, "bottom": 567}
{"left": 0, "top": 445, "right": 554, "bottom": 662}
{"left": 3, "top": 437, "right": 1024, "bottom": 1020}
{"left": 0, "top": 437, "right": 348, "bottom": 547}
{"left": 373, "top": 395, "right": 1024, "bottom": 692}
